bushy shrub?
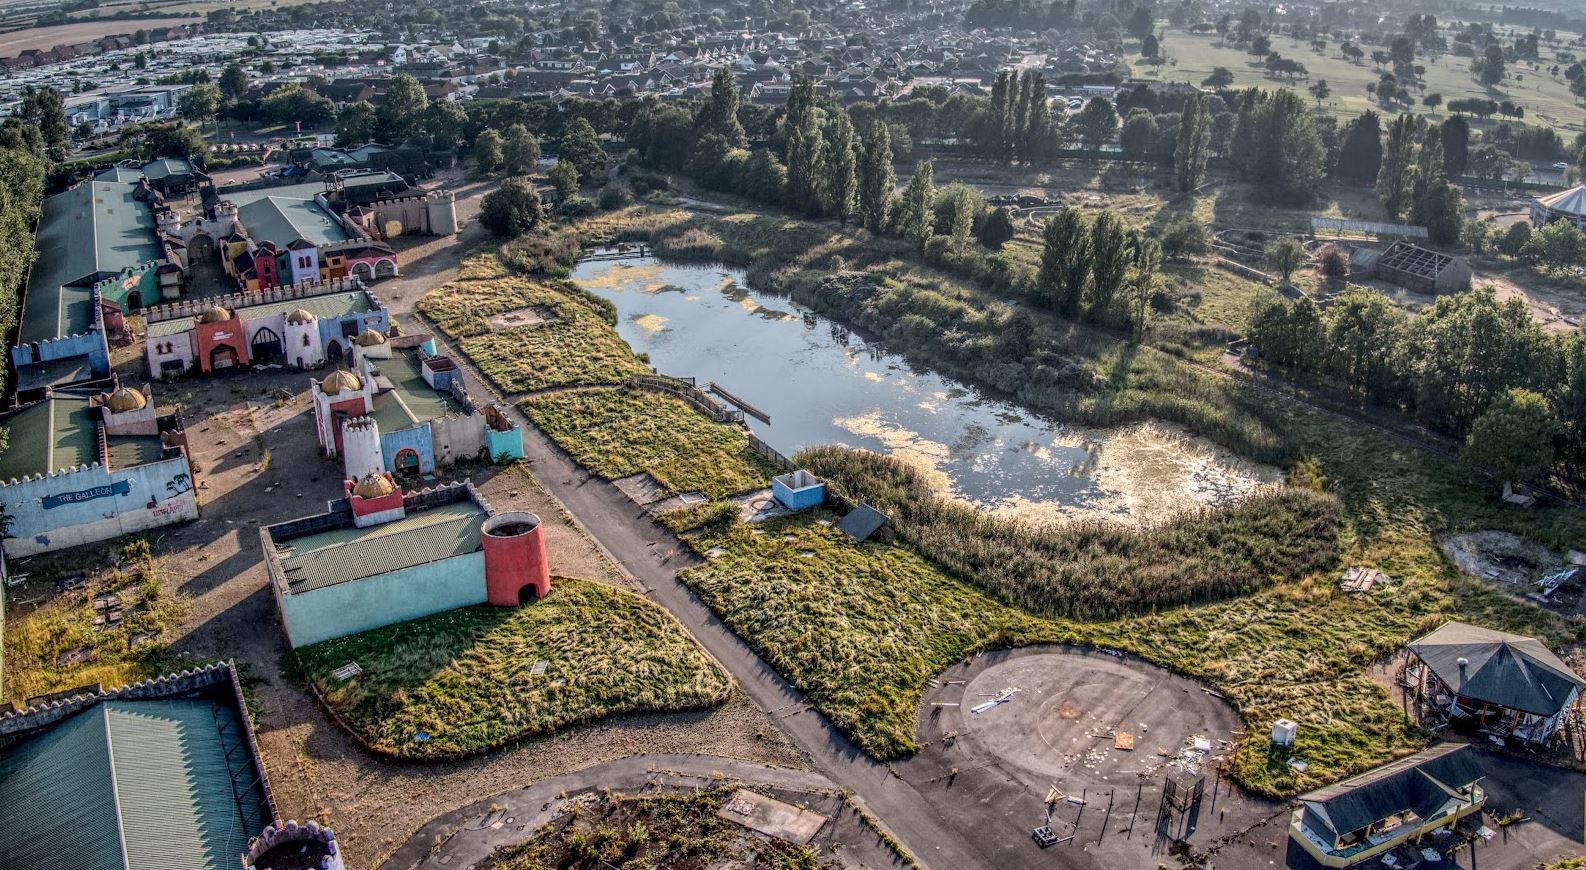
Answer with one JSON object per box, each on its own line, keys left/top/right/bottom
{"left": 558, "top": 195, "right": 596, "bottom": 217}
{"left": 596, "top": 183, "right": 630, "bottom": 211}
{"left": 1317, "top": 244, "right": 1349, "bottom": 277}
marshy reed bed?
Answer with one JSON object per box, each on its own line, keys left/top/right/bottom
{"left": 798, "top": 446, "right": 1341, "bottom": 620}
{"left": 295, "top": 579, "right": 730, "bottom": 758}
{"left": 521, "top": 387, "right": 780, "bottom": 499}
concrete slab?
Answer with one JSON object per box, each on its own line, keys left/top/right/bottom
{"left": 717, "top": 787, "right": 830, "bottom": 845}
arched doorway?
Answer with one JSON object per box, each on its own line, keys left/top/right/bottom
{"left": 210, "top": 345, "right": 240, "bottom": 370}
{"left": 374, "top": 258, "right": 398, "bottom": 279}
{"left": 393, "top": 448, "right": 421, "bottom": 474}
{"left": 250, "top": 327, "right": 284, "bottom": 364}
{"left": 126, "top": 290, "right": 142, "bottom": 310}
{"left": 518, "top": 584, "right": 541, "bottom": 604}
{"left": 351, "top": 262, "right": 374, "bottom": 282}
{"left": 188, "top": 233, "right": 215, "bottom": 261}
{"left": 326, "top": 340, "right": 343, "bottom": 363}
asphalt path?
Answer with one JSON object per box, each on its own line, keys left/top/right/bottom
{"left": 399, "top": 309, "right": 1000, "bottom": 870}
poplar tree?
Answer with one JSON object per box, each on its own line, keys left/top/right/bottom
{"left": 1173, "top": 90, "right": 1212, "bottom": 192}
{"left": 784, "top": 77, "right": 824, "bottom": 215}
{"left": 900, "top": 160, "right": 935, "bottom": 254}
{"left": 821, "top": 110, "right": 859, "bottom": 226}
{"left": 1038, "top": 207, "right": 1091, "bottom": 318}
{"left": 1088, "top": 210, "right": 1131, "bottom": 321}
{"left": 1379, "top": 113, "right": 1417, "bottom": 219}
{"left": 698, "top": 67, "right": 746, "bottom": 147}
{"left": 858, "top": 122, "right": 895, "bottom": 233}
{"left": 1127, "top": 236, "right": 1163, "bottom": 340}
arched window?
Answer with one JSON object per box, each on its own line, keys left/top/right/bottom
{"left": 303, "top": 333, "right": 312, "bottom": 346}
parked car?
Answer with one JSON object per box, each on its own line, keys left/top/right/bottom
{"left": 1553, "top": 162, "right": 1571, "bottom": 170}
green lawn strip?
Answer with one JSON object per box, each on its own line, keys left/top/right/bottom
{"left": 295, "top": 579, "right": 730, "bottom": 758}
{"left": 2, "top": 540, "right": 178, "bottom": 704}
{"left": 521, "top": 387, "right": 780, "bottom": 499}
{"left": 487, "top": 787, "right": 823, "bottom": 870}
{"left": 418, "top": 259, "right": 649, "bottom": 393}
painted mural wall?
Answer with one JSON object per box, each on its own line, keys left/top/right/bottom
{"left": 0, "top": 456, "right": 197, "bottom": 556}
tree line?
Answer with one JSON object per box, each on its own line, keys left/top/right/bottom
{"left": 0, "top": 105, "right": 54, "bottom": 447}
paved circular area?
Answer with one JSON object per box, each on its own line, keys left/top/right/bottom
{"left": 920, "top": 646, "right": 1245, "bottom": 791}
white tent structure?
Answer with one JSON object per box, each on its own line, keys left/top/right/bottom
{"left": 1530, "top": 185, "right": 1586, "bottom": 231}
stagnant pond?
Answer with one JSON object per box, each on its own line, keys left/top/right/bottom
{"left": 570, "top": 256, "right": 1279, "bottom": 523}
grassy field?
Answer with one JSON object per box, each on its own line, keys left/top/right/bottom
{"left": 487, "top": 787, "right": 824, "bottom": 870}
{"left": 522, "top": 387, "right": 779, "bottom": 499}
{"left": 0, "top": 17, "right": 192, "bottom": 54}
{"left": 295, "top": 579, "right": 730, "bottom": 757}
{"left": 2, "top": 539, "right": 179, "bottom": 704}
{"left": 419, "top": 256, "right": 649, "bottom": 394}
{"left": 1136, "top": 29, "right": 1586, "bottom": 135}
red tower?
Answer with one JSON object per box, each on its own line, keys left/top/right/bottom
{"left": 482, "top": 511, "right": 551, "bottom": 605}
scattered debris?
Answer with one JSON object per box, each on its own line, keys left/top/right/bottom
{"left": 331, "top": 662, "right": 363, "bottom": 682}
{"left": 970, "top": 687, "right": 1020, "bottom": 714}
{"left": 530, "top": 660, "right": 548, "bottom": 677}
{"left": 1113, "top": 732, "right": 1135, "bottom": 751}
{"left": 1341, "top": 566, "right": 1390, "bottom": 594}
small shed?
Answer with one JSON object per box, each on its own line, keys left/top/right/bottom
{"left": 836, "top": 504, "right": 888, "bottom": 543}
{"left": 1364, "top": 242, "right": 1472, "bottom": 295}
{"left": 1404, "top": 621, "right": 1585, "bottom": 745}
{"left": 771, "top": 470, "right": 826, "bottom": 511}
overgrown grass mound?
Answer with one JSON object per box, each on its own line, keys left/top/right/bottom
{"left": 419, "top": 258, "right": 648, "bottom": 393}
{"left": 522, "top": 387, "right": 780, "bottom": 499}
{"left": 800, "top": 446, "right": 1342, "bottom": 620}
{"left": 488, "top": 787, "right": 822, "bottom": 870}
{"left": 296, "top": 579, "right": 730, "bottom": 757}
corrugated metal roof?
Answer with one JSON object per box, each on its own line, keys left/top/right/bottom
{"left": 276, "top": 500, "right": 485, "bottom": 593}
{"left": 22, "top": 182, "right": 163, "bottom": 344}
{"left": 236, "top": 196, "right": 354, "bottom": 249}
{"left": 0, "top": 395, "right": 99, "bottom": 480}
{"left": 1409, "top": 621, "right": 1586, "bottom": 716}
{"left": 0, "top": 699, "right": 269, "bottom": 870}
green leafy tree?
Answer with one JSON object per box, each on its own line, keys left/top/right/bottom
{"left": 1496, "top": 221, "right": 1532, "bottom": 258}
{"left": 376, "top": 73, "right": 428, "bottom": 141}
{"left": 742, "top": 148, "right": 788, "bottom": 203}
{"left": 1265, "top": 236, "right": 1307, "bottom": 283}
{"left": 1174, "top": 91, "right": 1212, "bottom": 192}
{"left": 1378, "top": 113, "right": 1417, "bottom": 218}
{"left": 548, "top": 159, "right": 579, "bottom": 197}
{"left": 821, "top": 110, "right": 858, "bottom": 225}
{"left": 1088, "top": 210, "right": 1131, "bottom": 320}
{"left": 1074, "top": 97, "right": 1119, "bottom": 156}
{"left": 1118, "top": 109, "right": 1158, "bottom": 160}
{"left": 697, "top": 67, "right": 746, "bottom": 147}
{"left": 473, "top": 128, "right": 503, "bottom": 175}
{"left": 219, "top": 62, "right": 248, "bottom": 103}
{"left": 335, "top": 101, "right": 378, "bottom": 146}
{"left": 1463, "top": 388, "right": 1558, "bottom": 484}
{"left": 559, "top": 117, "right": 606, "bottom": 180}
{"left": 177, "top": 83, "right": 221, "bottom": 131}
{"left": 422, "top": 101, "right": 468, "bottom": 153}
{"left": 1038, "top": 207, "right": 1092, "bottom": 317}
{"left": 899, "top": 160, "right": 935, "bottom": 253}
{"left": 859, "top": 122, "right": 895, "bottom": 234}
{"left": 978, "top": 206, "right": 1016, "bottom": 249}
{"left": 1441, "top": 115, "right": 1470, "bottom": 177}
{"left": 1322, "top": 289, "right": 1405, "bottom": 397}
{"left": 783, "top": 77, "right": 824, "bottom": 215}
{"left": 1526, "top": 220, "right": 1586, "bottom": 274}
{"left": 1247, "top": 88, "right": 1325, "bottom": 203}
{"left": 502, "top": 123, "right": 541, "bottom": 175}
{"left": 1248, "top": 294, "right": 1325, "bottom": 369}
{"left": 1336, "top": 111, "right": 1383, "bottom": 184}
{"left": 1126, "top": 236, "right": 1162, "bottom": 339}
{"left": 18, "top": 86, "right": 68, "bottom": 161}
{"left": 478, "top": 176, "right": 543, "bottom": 237}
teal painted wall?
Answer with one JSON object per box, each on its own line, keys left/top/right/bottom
{"left": 281, "top": 552, "right": 485, "bottom": 648}
{"left": 485, "top": 426, "right": 523, "bottom": 462}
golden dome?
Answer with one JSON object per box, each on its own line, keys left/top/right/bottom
{"left": 286, "top": 308, "right": 316, "bottom": 324}
{"left": 354, "top": 328, "right": 388, "bottom": 347}
{"left": 104, "top": 386, "right": 146, "bottom": 413}
{"left": 319, "top": 369, "right": 363, "bottom": 395}
{"left": 198, "top": 306, "right": 232, "bottom": 324}
{"left": 351, "top": 473, "right": 396, "bottom": 499}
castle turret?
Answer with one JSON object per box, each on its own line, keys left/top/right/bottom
{"left": 284, "top": 308, "right": 322, "bottom": 369}
{"left": 344, "top": 472, "right": 404, "bottom": 527}
{"left": 482, "top": 511, "right": 551, "bottom": 605}
{"left": 243, "top": 820, "right": 345, "bottom": 870}
{"left": 426, "top": 189, "right": 459, "bottom": 236}
{"left": 339, "top": 417, "right": 385, "bottom": 481}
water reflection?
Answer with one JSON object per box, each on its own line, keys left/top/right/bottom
{"left": 570, "top": 256, "right": 1279, "bottom": 523}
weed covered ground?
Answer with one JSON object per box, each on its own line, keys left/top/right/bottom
{"left": 295, "top": 579, "right": 730, "bottom": 757}
{"left": 2, "top": 539, "right": 178, "bottom": 703}
{"left": 419, "top": 257, "right": 649, "bottom": 393}
{"left": 486, "top": 787, "right": 828, "bottom": 870}
{"left": 522, "top": 387, "right": 779, "bottom": 499}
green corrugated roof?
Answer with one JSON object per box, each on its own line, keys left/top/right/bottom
{"left": 106, "top": 435, "right": 167, "bottom": 470}
{"left": 0, "top": 699, "right": 270, "bottom": 870}
{"left": 22, "top": 182, "right": 163, "bottom": 344}
{"left": 146, "top": 316, "right": 196, "bottom": 338}
{"left": 276, "top": 500, "right": 485, "bottom": 594}
{"left": 369, "top": 349, "right": 464, "bottom": 432}
{"left": 0, "top": 396, "right": 99, "bottom": 480}
{"left": 236, "top": 196, "right": 354, "bottom": 248}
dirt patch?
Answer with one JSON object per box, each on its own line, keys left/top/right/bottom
{"left": 1442, "top": 531, "right": 1586, "bottom": 617}
{"left": 485, "top": 305, "right": 558, "bottom": 332}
